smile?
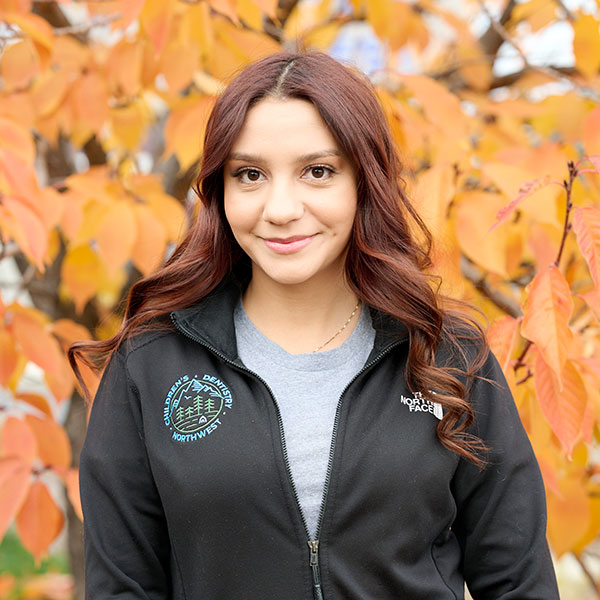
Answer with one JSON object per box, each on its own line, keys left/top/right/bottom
{"left": 263, "top": 235, "right": 315, "bottom": 254}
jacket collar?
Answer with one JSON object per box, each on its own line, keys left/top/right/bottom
{"left": 171, "top": 276, "right": 409, "bottom": 362}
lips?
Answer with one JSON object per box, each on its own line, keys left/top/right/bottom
{"left": 263, "top": 235, "right": 315, "bottom": 254}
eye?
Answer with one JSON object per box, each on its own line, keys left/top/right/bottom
{"left": 303, "top": 165, "right": 335, "bottom": 181}
{"left": 233, "top": 168, "right": 264, "bottom": 184}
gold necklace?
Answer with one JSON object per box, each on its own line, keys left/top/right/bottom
{"left": 312, "top": 301, "right": 361, "bottom": 353}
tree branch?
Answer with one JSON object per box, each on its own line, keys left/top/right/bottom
{"left": 460, "top": 257, "right": 522, "bottom": 318}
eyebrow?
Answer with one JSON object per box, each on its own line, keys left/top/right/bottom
{"left": 228, "top": 150, "right": 342, "bottom": 163}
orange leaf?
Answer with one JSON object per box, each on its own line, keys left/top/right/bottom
{"left": 4, "top": 12, "right": 54, "bottom": 69}
{"left": 455, "top": 191, "right": 511, "bottom": 277}
{"left": 16, "top": 393, "right": 52, "bottom": 418}
{"left": 0, "top": 457, "right": 30, "bottom": 541}
{"left": 0, "top": 197, "right": 47, "bottom": 269}
{"left": 0, "top": 117, "right": 35, "bottom": 164}
{"left": 131, "top": 204, "right": 167, "bottom": 275}
{"left": 572, "top": 206, "right": 600, "bottom": 291}
{"left": 487, "top": 315, "right": 520, "bottom": 374}
{"left": 45, "top": 357, "right": 74, "bottom": 402}
{"left": 0, "top": 417, "right": 37, "bottom": 468}
{"left": 70, "top": 72, "right": 109, "bottom": 146}
{"left": 10, "top": 307, "right": 64, "bottom": 376}
{"left": 51, "top": 319, "right": 92, "bottom": 348}
{"left": 140, "top": 0, "right": 176, "bottom": 55}
{"left": 0, "top": 39, "right": 39, "bottom": 91}
{"left": 164, "top": 96, "right": 215, "bottom": 170}
{"left": 24, "top": 415, "right": 71, "bottom": 469}
{"left": 587, "top": 154, "right": 600, "bottom": 177}
{"left": 96, "top": 202, "right": 137, "bottom": 275}
{"left": 399, "top": 75, "right": 468, "bottom": 142}
{"left": 533, "top": 355, "right": 586, "bottom": 456}
{"left": 521, "top": 265, "right": 573, "bottom": 385}
{"left": 489, "top": 174, "right": 554, "bottom": 230}
{"left": 16, "top": 481, "right": 64, "bottom": 563}
{"left": 0, "top": 328, "right": 19, "bottom": 386}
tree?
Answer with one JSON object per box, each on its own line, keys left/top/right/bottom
{"left": 0, "top": 0, "right": 599, "bottom": 597}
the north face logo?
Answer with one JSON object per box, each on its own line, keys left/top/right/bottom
{"left": 399, "top": 391, "right": 443, "bottom": 420}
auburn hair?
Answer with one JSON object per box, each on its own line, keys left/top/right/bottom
{"left": 70, "top": 51, "right": 489, "bottom": 466}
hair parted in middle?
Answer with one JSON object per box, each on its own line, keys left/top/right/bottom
{"left": 70, "top": 50, "right": 489, "bottom": 465}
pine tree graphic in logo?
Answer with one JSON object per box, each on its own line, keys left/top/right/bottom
{"left": 170, "top": 378, "right": 225, "bottom": 434}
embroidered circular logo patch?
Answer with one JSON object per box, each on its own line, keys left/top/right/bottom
{"left": 163, "top": 374, "right": 233, "bottom": 443}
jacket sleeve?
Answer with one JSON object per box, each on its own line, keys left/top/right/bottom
{"left": 79, "top": 350, "right": 171, "bottom": 599}
{"left": 450, "top": 351, "right": 559, "bottom": 600}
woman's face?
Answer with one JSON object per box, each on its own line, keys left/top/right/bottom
{"left": 223, "top": 97, "right": 357, "bottom": 289}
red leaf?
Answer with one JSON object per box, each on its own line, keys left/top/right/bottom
{"left": 587, "top": 154, "right": 600, "bottom": 176}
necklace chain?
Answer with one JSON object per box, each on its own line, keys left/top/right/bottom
{"left": 312, "top": 301, "right": 361, "bottom": 353}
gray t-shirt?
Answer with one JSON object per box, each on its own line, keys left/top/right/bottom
{"left": 234, "top": 301, "right": 375, "bottom": 538}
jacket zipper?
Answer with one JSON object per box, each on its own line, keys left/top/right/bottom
{"left": 171, "top": 313, "right": 401, "bottom": 600}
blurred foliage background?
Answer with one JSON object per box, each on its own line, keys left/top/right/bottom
{"left": 0, "top": 0, "right": 600, "bottom": 597}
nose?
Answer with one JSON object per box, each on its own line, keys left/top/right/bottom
{"left": 262, "top": 177, "right": 304, "bottom": 224}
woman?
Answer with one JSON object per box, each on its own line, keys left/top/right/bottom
{"left": 72, "top": 52, "right": 559, "bottom": 599}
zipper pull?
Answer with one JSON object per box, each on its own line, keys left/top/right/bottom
{"left": 308, "top": 540, "right": 324, "bottom": 600}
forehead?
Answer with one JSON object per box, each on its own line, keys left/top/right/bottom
{"left": 230, "top": 98, "right": 340, "bottom": 155}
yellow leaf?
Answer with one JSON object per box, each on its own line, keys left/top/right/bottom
{"left": 61, "top": 245, "right": 105, "bottom": 314}
{"left": 546, "top": 469, "right": 590, "bottom": 556}
{"left": 521, "top": 265, "right": 573, "bottom": 384}
{"left": 457, "top": 41, "right": 492, "bottom": 92}
{"left": 304, "top": 22, "right": 341, "bottom": 50}
{"left": 366, "top": 0, "right": 412, "bottom": 51}
{"left": 131, "top": 204, "right": 167, "bottom": 275}
{"left": 237, "top": 0, "right": 265, "bottom": 30}
{"left": 533, "top": 356, "right": 586, "bottom": 457}
{"left": 109, "top": 101, "right": 149, "bottom": 152}
{"left": 96, "top": 202, "right": 137, "bottom": 275}
{"left": 573, "top": 13, "right": 600, "bottom": 79}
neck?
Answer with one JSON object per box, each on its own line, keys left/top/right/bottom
{"left": 242, "top": 274, "right": 360, "bottom": 354}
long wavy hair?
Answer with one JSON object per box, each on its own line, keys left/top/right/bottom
{"left": 70, "top": 51, "right": 489, "bottom": 466}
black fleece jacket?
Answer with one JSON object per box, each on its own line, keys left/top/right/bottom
{"left": 79, "top": 279, "right": 559, "bottom": 599}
